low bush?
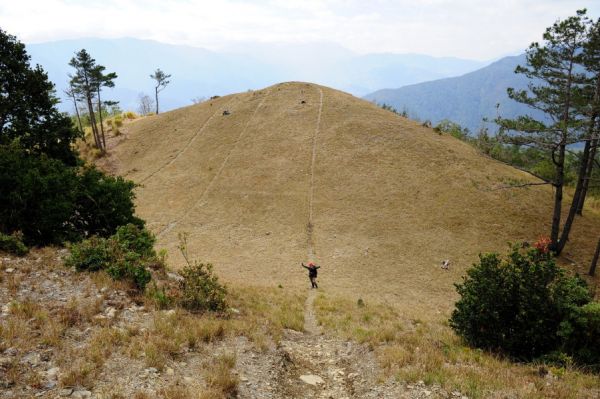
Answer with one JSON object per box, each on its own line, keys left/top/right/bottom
{"left": 450, "top": 243, "right": 598, "bottom": 368}
{"left": 66, "top": 224, "right": 156, "bottom": 290}
{"left": 177, "top": 233, "right": 227, "bottom": 313}
{"left": 113, "top": 223, "right": 155, "bottom": 257}
{"left": 0, "top": 232, "right": 28, "bottom": 256}
{"left": 65, "top": 237, "right": 112, "bottom": 272}
{"left": 179, "top": 261, "right": 227, "bottom": 313}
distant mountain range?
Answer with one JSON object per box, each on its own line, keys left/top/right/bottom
{"left": 364, "top": 54, "right": 545, "bottom": 133}
{"left": 25, "top": 37, "right": 489, "bottom": 113}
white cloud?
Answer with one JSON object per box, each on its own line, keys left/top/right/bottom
{"left": 1, "top": 0, "right": 598, "bottom": 59}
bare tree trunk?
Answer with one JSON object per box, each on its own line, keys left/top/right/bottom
{"left": 589, "top": 237, "right": 600, "bottom": 276}
{"left": 556, "top": 138, "right": 593, "bottom": 255}
{"left": 96, "top": 88, "right": 106, "bottom": 151}
{"left": 155, "top": 86, "right": 159, "bottom": 114}
{"left": 69, "top": 91, "right": 84, "bottom": 135}
{"left": 577, "top": 77, "right": 600, "bottom": 215}
{"left": 577, "top": 135, "right": 598, "bottom": 215}
{"left": 86, "top": 94, "right": 101, "bottom": 150}
{"left": 550, "top": 144, "right": 565, "bottom": 250}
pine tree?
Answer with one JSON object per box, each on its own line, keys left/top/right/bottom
{"left": 150, "top": 68, "right": 171, "bottom": 114}
{"left": 496, "top": 10, "right": 590, "bottom": 253}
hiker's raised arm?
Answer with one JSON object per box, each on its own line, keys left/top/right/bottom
{"left": 301, "top": 263, "right": 308, "bottom": 269}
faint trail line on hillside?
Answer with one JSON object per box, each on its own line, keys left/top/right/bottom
{"left": 139, "top": 97, "right": 237, "bottom": 185}
{"left": 306, "top": 88, "right": 324, "bottom": 260}
{"left": 157, "top": 91, "right": 270, "bottom": 239}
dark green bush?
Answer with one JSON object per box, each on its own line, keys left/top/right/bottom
{"left": 450, "top": 244, "right": 595, "bottom": 362}
{"left": 560, "top": 301, "right": 600, "bottom": 368}
{"left": 73, "top": 168, "right": 144, "bottom": 238}
{"left": 66, "top": 225, "right": 156, "bottom": 290}
{"left": 0, "top": 145, "right": 142, "bottom": 245}
{"left": 106, "top": 253, "right": 152, "bottom": 290}
{"left": 65, "top": 236, "right": 112, "bottom": 271}
{"left": 113, "top": 223, "right": 155, "bottom": 257}
{"left": 179, "top": 261, "right": 227, "bottom": 313}
{"left": 0, "top": 232, "right": 28, "bottom": 256}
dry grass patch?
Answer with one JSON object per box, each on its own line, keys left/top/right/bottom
{"left": 203, "top": 353, "right": 239, "bottom": 399}
{"left": 227, "top": 285, "right": 305, "bottom": 346}
{"left": 315, "top": 293, "right": 600, "bottom": 399}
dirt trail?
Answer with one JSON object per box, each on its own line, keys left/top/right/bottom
{"left": 157, "top": 91, "right": 270, "bottom": 238}
{"left": 139, "top": 97, "right": 237, "bottom": 185}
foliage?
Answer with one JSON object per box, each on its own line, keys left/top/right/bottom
{"left": 177, "top": 233, "right": 227, "bottom": 313}
{"left": 0, "top": 29, "right": 79, "bottom": 165}
{"left": 434, "top": 119, "right": 470, "bottom": 140}
{"left": 0, "top": 144, "right": 142, "bottom": 245}
{"left": 113, "top": 223, "right": 155, "bottom": 257}
{"left": 0, "top": 144, "right": 79, "bottom": 244}
{"left": 66, "top": 224, "right": 156, "bottom": 290}
{"left": 73, "top": 167, "right": 144, "bottom": 238}
{"left": 450, "top": 244, "right": 598, "bottom": 367}
{"left": 105, "top": 252, "right": 152, "bottom": 290}
{"left": 65, "top": 236, "right": 113, "bottom": 272}
{"left": 0, "top": 232, "right": 28, "bottom": 256}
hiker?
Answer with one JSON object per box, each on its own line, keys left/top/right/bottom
{"left": 301, "top": 262, "right": 320, "bottom": 289}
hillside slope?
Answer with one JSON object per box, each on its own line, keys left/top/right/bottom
{"left": 104, "top": 82, "right": 599, "bottom": 315}
{"left": 364, "top": 54, "right": 547, "bottom": 133}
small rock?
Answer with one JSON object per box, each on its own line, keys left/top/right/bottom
{"left": 166, "top": 367, "right": 174, "bottom": 376}
{"left": 300, "top": 374, "right": 324, "bottom": 386}
{"left": 59, "top": 388, "right": 73, "bottom": 397}
{"left": 240, "top": 376, "right": 248, "bottom": 382}
{"left": 105, "top": 307, "right": 116, "bottom": 318}
{"left": 3, "top": 348, "right": 17, "bottom": 356}
{"left": 46, "top": 367, "right": 60, "bottom": 379}
{"left": 146, "top": 367, "right": 158, "bottom": 374}
{"left": 5, "top": 268, "right": 14, "bottom": 273}
{"left": 72, "top": 390, "right": 91, "bottom": 398}
{"left": 44, "top": 380, "right": 57, "bottom": 389}
{"left": 163, "top": 309, "right": 176, "bottom": 316}
{"left": 347, "top": 373, "right": 358, "bottom": 380}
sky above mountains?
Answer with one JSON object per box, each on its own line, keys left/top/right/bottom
{"left": 3, "top": 0, "right": 599, "bottom": 60}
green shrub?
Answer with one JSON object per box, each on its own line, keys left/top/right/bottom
{"left": 177, "top": 233, "right": 227, "bottom": 313}
{"left": 73, "top": 167, "right": 144, "bottom": 238}
{"left": 113, "top": 224, "right": 155, "bottom": 257}
{"left": 450, "top": 244, "right": 593, "bottom": 361}
{"left": 106, "top": 253, "right": 152, "bottom": 290}
{"left": 113, "top": 117, "right": 123, "bottom": 127}
{"left": 0, "top": 145, "right": 142, "bottom": 245}
{"left": 560, "top": 301, "right": 600, "bottom": 368}
{"left": 0, "top": 232, "right": 28, "bottom": 256}
{"left": 65, "top": 237, "right": 112, "bottom": 271}
{"left": 147, "top": 282, "right": 174, "bottom": 309}
{"left": 66, "top": 226, "right": 156, "bottom": 290}
{"left": 179, "top": 261, "right": 227, "bottom": 313}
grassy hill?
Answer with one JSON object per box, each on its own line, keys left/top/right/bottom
{"left": 103, "top": 81, "right": 599, "bottom": 319}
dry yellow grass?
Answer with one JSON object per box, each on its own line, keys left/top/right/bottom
{"left": 104, "top": 81, "right": 600, "bottom": 316}
{"left": 314, "top": 292, "right": 600, "bottom": 399}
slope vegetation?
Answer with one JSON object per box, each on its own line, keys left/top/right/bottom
{"left": 105, "top": 82, "right": 599, "bottom": 316}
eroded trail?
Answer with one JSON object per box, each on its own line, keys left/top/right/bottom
{"left": 269, "top": 88, "right": 355, "bottom": 398}
{"left": 157, "top": 91, "right": 270, "bottom": 238}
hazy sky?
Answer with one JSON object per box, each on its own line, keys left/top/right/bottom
{"left": 2, "top": 0, "right": 599, "bottom": 60}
